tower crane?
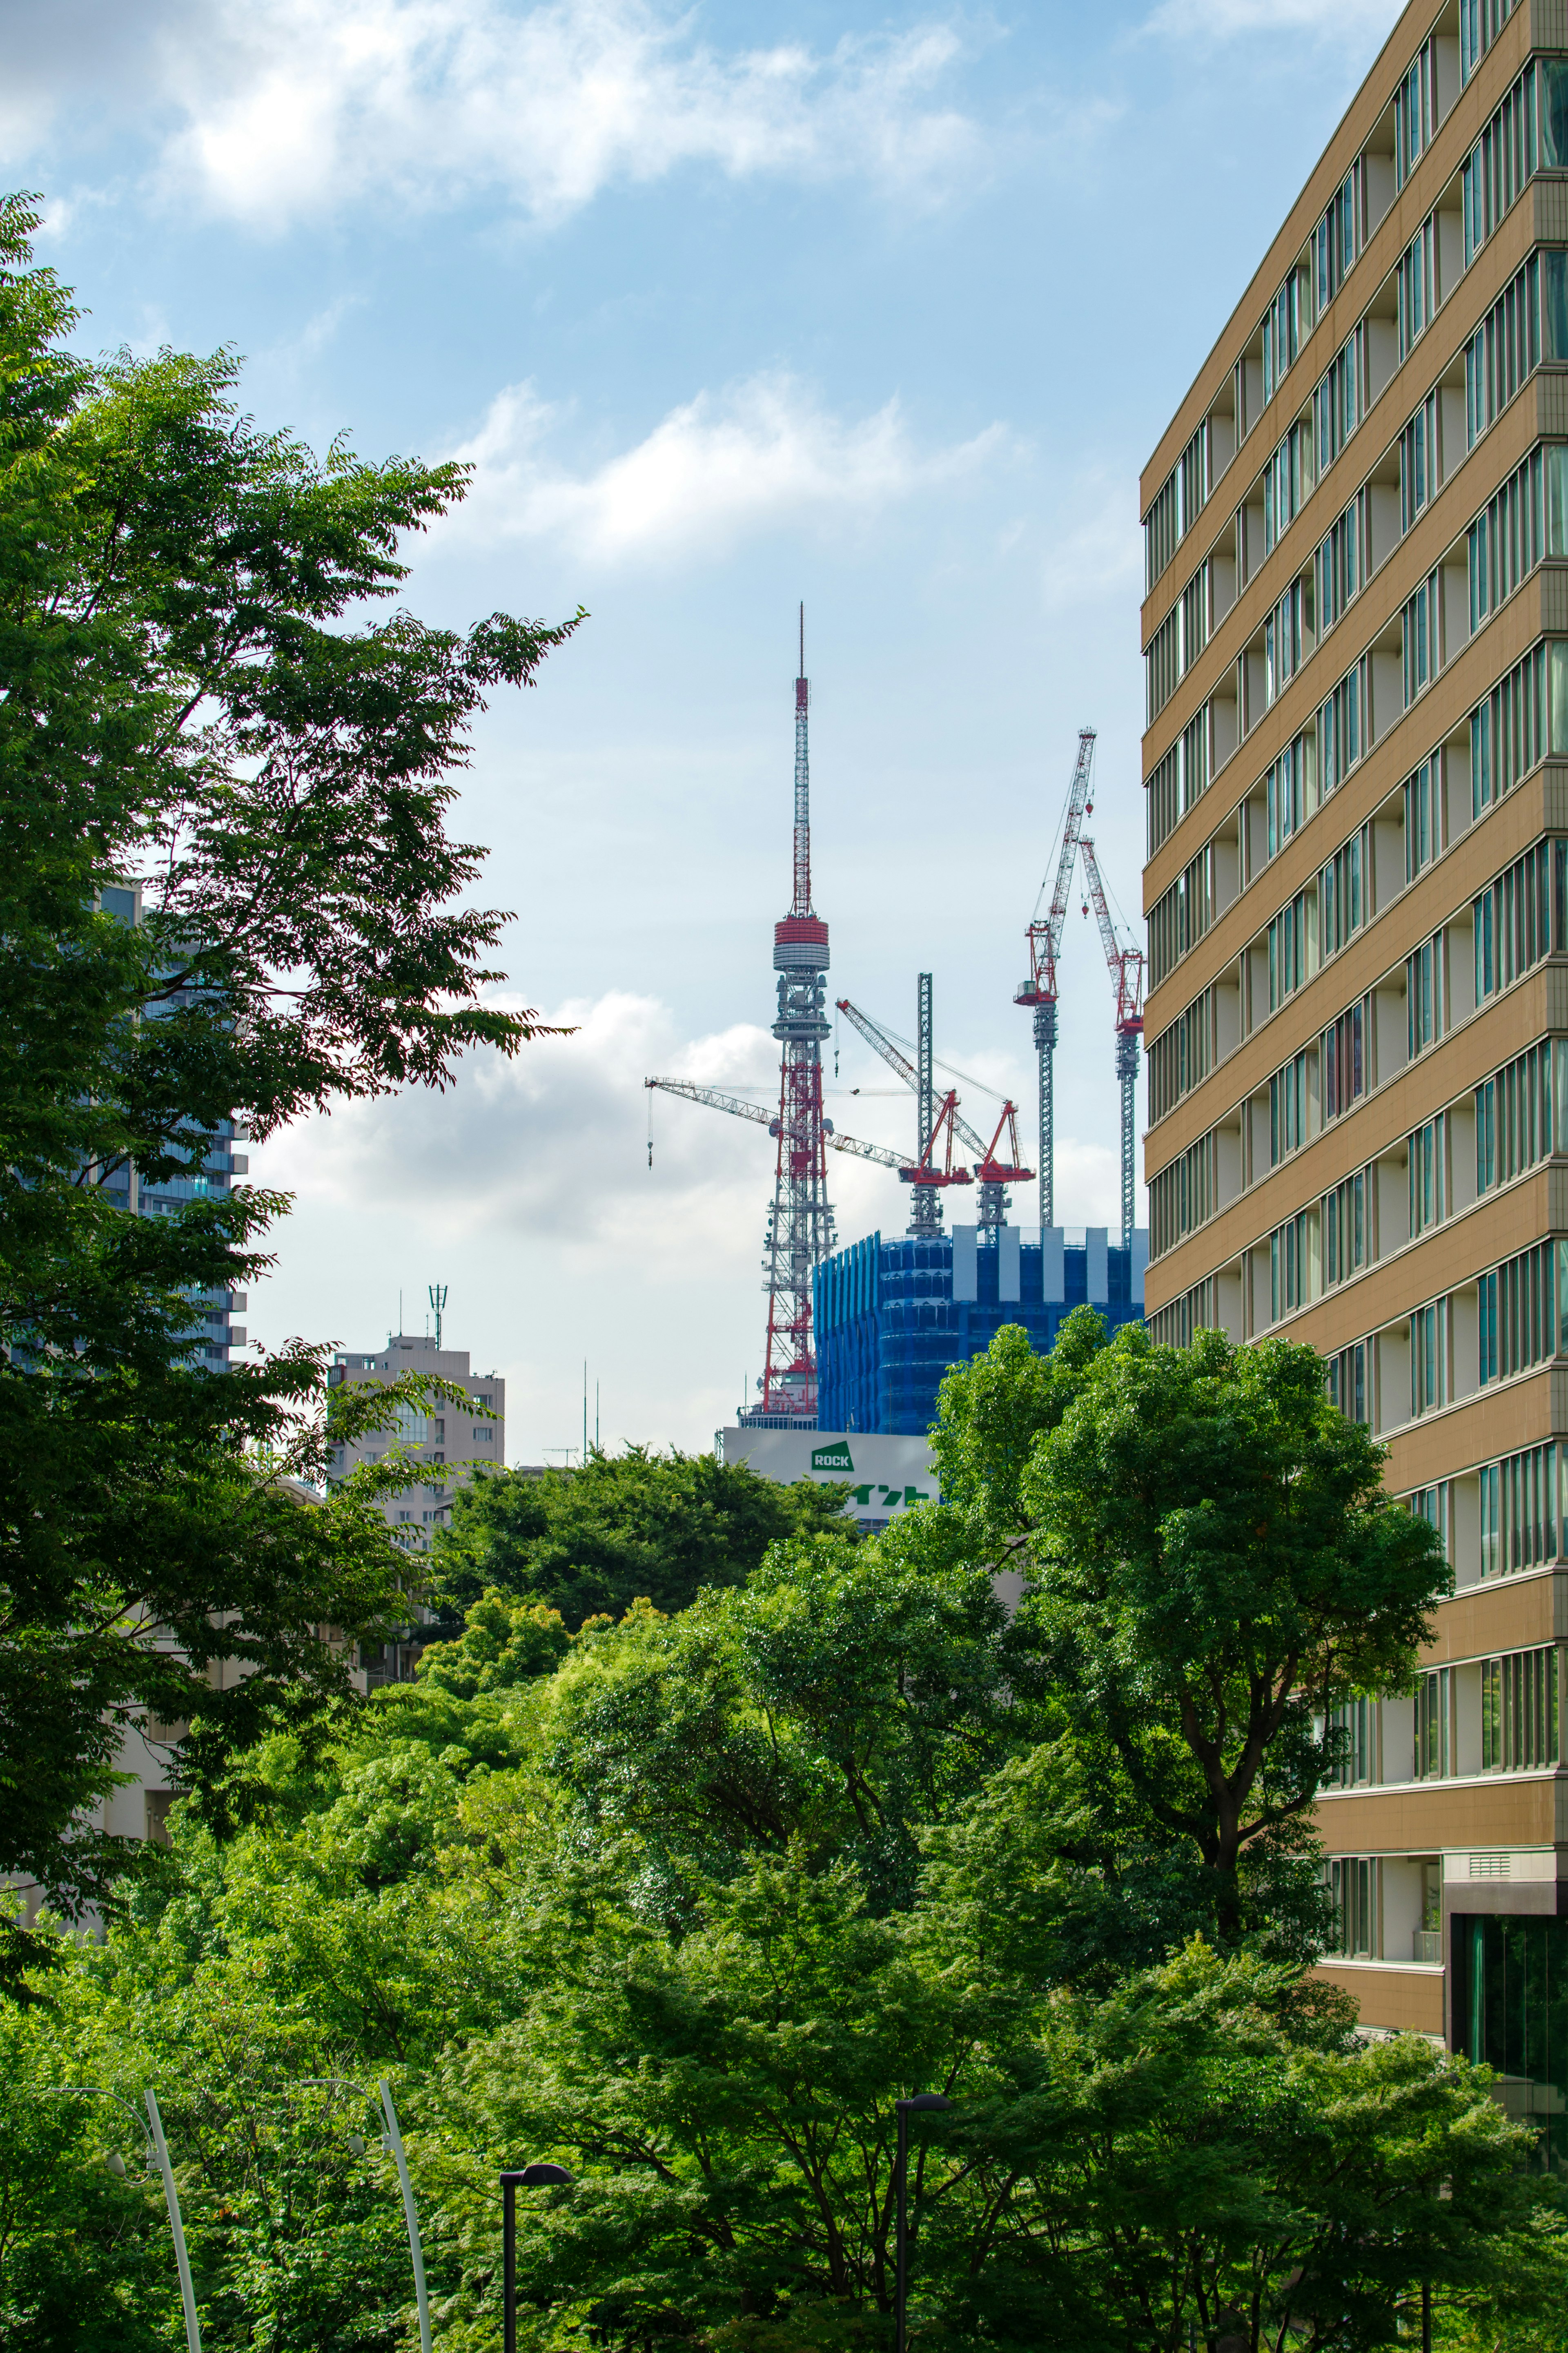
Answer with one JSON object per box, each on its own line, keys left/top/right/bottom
{"left": 644, "top": 1077, "right": 907, "bottom": 1175}
{"left": 1078, "top": 836, "right": 1147, "bottom": 1253}
{"left": 835, "top": 996, "right": 1032, "bottom": 1232}
{"left": 1015, "top": 728, "right": 1096, "bottom": 1230}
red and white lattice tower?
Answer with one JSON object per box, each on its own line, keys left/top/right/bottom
{"left": 753, "top": 609, "right": 836, "bottom": 1424}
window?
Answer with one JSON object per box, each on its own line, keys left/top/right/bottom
{"left": 1468, "top": 448, "right": 1553, "bottom": 635}
{"left": 1319, "top": 658, "right": 1365, "bottom": 797}
{"left": 1147, "top": 603, "right": 1180, "bottom": 725}
{"left": 1460, "top": 0, "right": 1520, "bottom": 86}
{"left": 1327, "top": 1340, "right": 1369, "bottom": 1424}
{"left": 1462, "top": 61, "right": 1540, "bottom": 264}
{"left": 1264, "top": 732, "right": 1314, "bottom": 859}
{"left": 1411, "top": 1296, "right": 1448, "bottom": 1417}
{"left": 1477, "top": 1037, "right": 1563, "bottom": 1194}
{"left": 1263, "top": 420, "right": 1310, "bottom": 552}
{"left": 1321, "top": 822, "right": 1368, "bottom": 957}
{"left": 1404, "top": 759, "right": 1437, "bottom": 883}
{"left": 1315, "top": 488, "right": 1365, "bottom": 639}
{"left": 1270, "top": 1206, "right": 1320, "bottom": 1322}
{"left": 1265, "top": 576, "right": 1312, "bottom": 707}
{"left": 1323, "top": 1167, "right": 1368, "bottom": 1291}
{"left": 1327, "top": 1856, "right": 1378, "bottom": 1956}
{"left": 1261, "top": 268, "right": 1304, "bottom": 403}
{"left": 1149, "top": 841, "right": 1219, "bottom": 988}
{"left": 1473, "top": 837, "right": 1561, "bottom": 1001}
{"left": 1330, "top": 1701, "right": 1376, "bottom": 1789}
{"left": 1148, "top": 987, "right": 1215, "bottom": 1123}
{"left": 1409, "top": 1112, "right": 1447, "bottom": 1239}
{"left": 1466, "top": 254, "right": 1542, "bottom": 448}
{"left": 1313, "top": 164, "right": 1361, "bottom": 311}
{"left": 472, "top": 1424, "right": 494, "bottom": 1441}
{"left": 1480, "top": 1443, "right": 1562, "bottom": 1578}
{"left": 1414, "top": 1666, "right": 1450, "bottom": 1779}
{"left": 1396, "top": 216, "right": 1435, "bottom": 361}
{"left": 1270, "top": 1047, "right": 1312, "bottom": 1164}
{"left": 1143, "top": 425, "right": 1209, "bottom": 591}
{"left": 1478, "top": 1240, "right": 1568, "bottom": 1385}
{"left": 1402, "top": 573, "right": 1438, "bottom": 708}
{"left": 1145, "top": 473, "right": 1179, "bottom": 593}
{"left": 1395, "top": 38, "right": 1439, "bottom": 187}
{"left": 1481, "top": 1646, "right": 1559, "bottom": 1770}
{"left": 1145, "top": 708, "right": 1216, "bottom": 858}
{"left": 1406, "top": 932, "right": 1444, "bottom": 1059}
{"left": 1314, "top": 324, "right": 1363, "bottom": 476}
{"left": 1150, "top": 1131, "right": 1218, "bottom": 1260}
{"left": 1321, "top": 994, "right": 1369, "bottom": 1124}
{"left": 1180, "top": 564, "right": 1208, "bottom": 678}
{"left": 1401, "top": 394, "right": 1438, "bottom": 534}
{"left": 1269, "top": 885, "right": 1318, "bottom": 1011}
{"left": 1471, "top": 641, "right": 1568, "bottom": 819}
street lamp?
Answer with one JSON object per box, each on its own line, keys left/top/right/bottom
{"left": 50, "top": 2086, "right": 202, "bottom": 2353}
{"left": 500, "top": 2161, "right": 574, "bottom": 2353}
{"left": 296, "top": 2077, "right": 431, "bottom": 2353}
{"left": 894, "top": 2094, "right": 951, "bottom": 2353}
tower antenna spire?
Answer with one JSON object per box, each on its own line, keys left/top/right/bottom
{"left": 754, "top": 607, "right": 833, "bottom": 1422}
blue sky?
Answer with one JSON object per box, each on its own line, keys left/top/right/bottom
{"left": 8, "top": 0, "right": 1403, "bottom": 1457}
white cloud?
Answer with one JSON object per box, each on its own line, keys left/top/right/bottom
{"left": 441, "top": 371, "right": 1011, "bottom": 562}
{"left": 254, "top": 989, "right": 904, "bottom": 1271}
{"left": 12, "top": 0, "right": 982, "bottom": 230}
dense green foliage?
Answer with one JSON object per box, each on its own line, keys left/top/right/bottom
{"left": 0, "top": 193, "right": 579, "bottom": 1956}
{"left": 7, "top": 1315, "right": 1551, "bottom": 2351}
{"left": 432, "top": 1445, "right": 853, "bottom": 1625}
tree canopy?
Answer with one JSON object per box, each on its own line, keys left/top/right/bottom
{"left": 0, "top": 190, "right": 580, "bottom": 1961}
{"left": 431, "top": 1443, "right": 852, "bottom": 1626}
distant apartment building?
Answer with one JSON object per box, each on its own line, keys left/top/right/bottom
{"left": 1140, "top": 0, "right": 1568, "bottom": 2152}
{"left": 329, "top": 1331, "right": 506, "bottom": 1683}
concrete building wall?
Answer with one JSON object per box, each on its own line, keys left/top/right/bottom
{"left": 1140, "top": 0, "right": 1568, "bottom": 2104}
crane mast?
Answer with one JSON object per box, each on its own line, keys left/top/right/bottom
{"left": 835, "top": 995, "right": 1030, "bottom": 1232}
{"left": 1015, "top": 727, "right": 1096, "bottom": 1229}
{"left": 1078, "top": 835, "right": 1147, "bottom": 1253}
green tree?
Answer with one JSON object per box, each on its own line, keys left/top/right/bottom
{"left": 431, "top": 1444, "right": 851, "bottom": 1626}
{"left": 0, "top": 190, "right": 580, "bottom": 1964}
{"left": 924, "top": 1318, "right": 1448, "bottom": 1945}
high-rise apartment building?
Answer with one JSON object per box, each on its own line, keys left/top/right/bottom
{"left": 1142, "top": 0, "right": 1568, "bottom": 2149}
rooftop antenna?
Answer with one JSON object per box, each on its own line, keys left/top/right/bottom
{"left": 428, "top": 1284, "right": 447, "bottom": 1352}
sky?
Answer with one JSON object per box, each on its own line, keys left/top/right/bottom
{"left": 6, "top": 0, "right": 1407, "bottom": 1460}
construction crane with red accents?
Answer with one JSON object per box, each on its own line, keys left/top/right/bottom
{"left": 1015, "top": 727, "right": 1096, "bottom": 1230}
{"left": 1078, "top": 834, "right": 1147, "bottom": 1252}
{"left": 835, "top": 995, "right": 1031, "bottom": 1232}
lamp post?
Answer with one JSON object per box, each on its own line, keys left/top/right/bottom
{"left": 50, "top": 2086, "right": 202, "bottom": 2353}
{"left": 295, "top": 2076, "right": 431, "bottom": 2353}
{"left": 500, "top": 2161, "right": 574, "bottom": 2353}
{"left": 893, "top": 2094, "right": 951, "bottom": 2353}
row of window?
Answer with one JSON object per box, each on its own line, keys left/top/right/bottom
{"left": 1147, "top": 636, "right": 1568, "bottom": 1129}
{"left": 1154, "top": 1015, "right": 1566, "bottom": 1291}
{"left": 1337, "top": 1644, "right": 1558, "bottom": 1804}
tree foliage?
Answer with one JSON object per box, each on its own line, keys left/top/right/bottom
{"left": 0, "top": 190, "right": 580, "bottom": 1953}
{"left": 431, "top": 1444, "right": 851, "bottom": 1626}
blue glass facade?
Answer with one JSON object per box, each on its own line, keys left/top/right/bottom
{"left": 813, "top": 1230, "right": 1147, "bottom": 1437}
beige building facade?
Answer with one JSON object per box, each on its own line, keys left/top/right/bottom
{"left": 1141, "top": 0, "right": 1568, "bottom": 2147}
{"left": 330, "top": 1331, "right": 506, "bottom": 1682}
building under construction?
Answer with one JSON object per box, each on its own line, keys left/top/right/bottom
{"left": 646, "top": 620, "right": 1147, "bottom": 1430}
{"left": 815, "top": 1227, "right": 1147, "bottom": 1437}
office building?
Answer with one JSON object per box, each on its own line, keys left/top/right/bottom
{"left": 1141, "top": 0, "right": 1568, "bottom": 2150}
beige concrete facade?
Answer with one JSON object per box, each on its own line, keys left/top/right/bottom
{"left": 1141, "top": 0, "right": 1568, "bottom": 2041}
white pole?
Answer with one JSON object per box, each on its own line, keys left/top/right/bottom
{"left": 144, "top": 2090, "right": 202, "bottom": 2353}
{"left": 379, "top": 2079, "right": 432, "bottom": 2353}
